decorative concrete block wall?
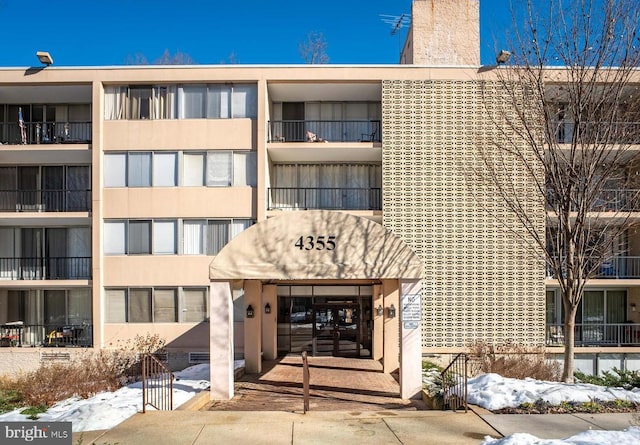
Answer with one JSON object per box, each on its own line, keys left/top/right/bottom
{"left": 382, "top": 80, "right": 546, "bottom": 349}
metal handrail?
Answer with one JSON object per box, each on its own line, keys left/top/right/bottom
{"left": 546, "top": 189, "right": 640, "bottom": 212}
{"left": 0, "top": 121, "right": 92, "bottom": 145}
{"left": 554, "top": 121, "right": 640, "bottom": 144}
{"left": 142, "top": 353, "right": 174, "bottom": 412}
{"left": 268, "top": 187, "right": 382, "bottom": 210}
{"left": 0, "top": 189, "right": 92, "bottom": 212}
{"left": 0, "top": 323, "right": 93, "bottom": 348}
{"left": 269, "top": 120, "right": 381, "bottom": 142}
{"left": 441, "top": 353, "right": 468, "bottom": 412}
{"left": 546, "top": 322, "right": 640, "bottom": 346}
{"left": 0, "top": 257, "right": 92, "bottom": 280}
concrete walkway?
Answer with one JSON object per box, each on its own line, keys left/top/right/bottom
{"left": 73, "top": 410, "right": 500, "bottom": 445}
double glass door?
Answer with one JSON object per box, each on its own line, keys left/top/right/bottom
{"left": 312, "top": 303, "right": 360, "bottom": 357}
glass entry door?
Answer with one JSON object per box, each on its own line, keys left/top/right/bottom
{"left": 312, "top": 303, "right": 360, "bottom": 357}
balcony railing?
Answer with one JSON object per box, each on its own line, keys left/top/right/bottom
{"left": 0, "top": 323, "right": 92, "bottom": 347}
{"left": 554, "top": 121, "right": 640, "bottom": 144}
{"left": 0, "top": 190, "right": 91, "bottom": 212}
{"left": 547, "top": 189, "right": 640, "bottom": 212}
{"left": 547, "top": 323, "right": 640, "bottom": 346}
{"left": 268, "top": 187, "right": 382, "bottom": 210}
{"left": 0, "top": 121, "right": 92, "bottom": 145}
{"left": 0, "top": 257, "right": 92, "bottom": 280}
{"left": 547, "top": 256, "right": 640, "bottom": 279}
{"left": 268, "top": 120, "right": 381, "bottom": 143}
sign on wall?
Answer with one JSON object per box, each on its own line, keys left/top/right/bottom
{"left": 401, "top": 293, "right": 421, "bottom": 330}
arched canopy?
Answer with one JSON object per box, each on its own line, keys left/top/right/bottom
{"left": 209, "top": 210, "right": 422, "bottom": 281}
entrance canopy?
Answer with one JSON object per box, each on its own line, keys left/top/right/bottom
{"left": 209, "top": 210, "right": 422, "bottom": 281}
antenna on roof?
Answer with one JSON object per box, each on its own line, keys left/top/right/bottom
{"left": 380, "top": 13, "right": 412, "bottom": 59}
{"left": 380, "top": 13, "right": 411, "bottom": 35}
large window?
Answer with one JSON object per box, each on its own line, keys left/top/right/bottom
{"left": 105, "top": 84, "right": 256, "bottom": 120}
{"left": 104, "top": 219, "right": 250, "bottom": 256}
{"left": 105, "top": 287, "right": 208, "bottom": 323}
{"left": 104, "top": 151, "right": 254, "bottom": 188}
{"left": 104, "top": 220, "right": 176, "bottom": 255}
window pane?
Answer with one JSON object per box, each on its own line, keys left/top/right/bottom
{"left": 128, "top": 153, "right": 152, "bottom": 187}
{"left": 104, "top": 154, "right": 127, "bottom": 187}
{"left": 231, "top": 219, "right": 253, "bottom": 238}
{"left": 154, "top": 289, "right": 177, "bottom": 322}
{"left": 607, "top": 290, "right": 626, "bottom": 323}
{"left": 128, "top": 221, "right": 151, "bottom": 254}
{"left": 232, "top": 84, "right": 257, "bottom": 118}
{"left": 179, "top": 85, "right": 206, "bottom": 119}
{"left": 153, "top": 152, "right": 177, "bottom": 186}
{"left": 183, "top": 153, "right": 205, "bottom": 186}
{"left": 207, "top": 85, "right": 230, "bottom": 118}
{"left": 206, "top": 221, "right": 229, "bottom": 255}
{"left": 104, "top": 221, "right": 126, "bottom": 255}
{"left": 206, "top": 152, "right": 232, "bottom": 186}
{"left": 129, "top": 87, "right": 151, "bottom": 120}
{"left": 183, "top": 288, "right": 207, "bottom": 322}
{"left": 233, "top": 151, "right": 256, "bottom": 186}
{"left": 129, "top": 289, "right": 151, "bottom": 322}
{"left": 153, "top": 220, "right": 176, "bottom": 254}
{"left": 183, "top": 221, "right": 204, "bottom": 254}
{"left": 106, "top": 289, "right": 126, "bottom": 322}
{"left": 68, "top": 288, "right": 91, "bottom": 325}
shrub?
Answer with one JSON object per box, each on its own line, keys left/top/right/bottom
{"left": 575, "top": 368, "right": 640, "bottom": 390}
{"left": 0, "top": 333, "right": 166, "bottom": 409}
{"left": 469, "top": 341, "right": 562, "bottom": 381}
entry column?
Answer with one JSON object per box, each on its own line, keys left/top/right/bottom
{"left": 244, "top": 280, "right": 263, "bottom": 373}
{"left": 209, "top": 281, "right": 234, "bottom": 400}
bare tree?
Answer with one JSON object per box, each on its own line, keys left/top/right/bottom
{"left": 125, "top": 49, "right": 195, "bottom": 65}
{"left": 478, "top": 0, "right": 640, "bottom": 382}
{"left": 299, "top": 32, "right": 329, "bottom": 64}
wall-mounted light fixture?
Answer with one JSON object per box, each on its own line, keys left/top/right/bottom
{"left": 496, "top": 49, "right": 511, "bottom": 65}
{"left": 376, "top": 305, "right": 384, "bottom": 317}
{"left": 632, "top": 303, "right": 637, "bottom": 312}
{"left": 388, "top": 304, "right": 396, "bottom": 319}
{"left": 36, "top": 51, "right": 54, "bottom": 66}
{"left": 246, "top": 305, "right": 255, "bottom": 318}
{"left": 264, "top": 303, "right": 271, "bottom": 314}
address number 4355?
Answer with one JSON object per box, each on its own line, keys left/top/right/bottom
{"left": 295, "top": 235, "right": 336, "bottom": 251}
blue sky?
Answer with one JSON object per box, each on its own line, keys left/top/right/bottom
{"left": 0, "top": 0, "right": 514, "bottom": 67}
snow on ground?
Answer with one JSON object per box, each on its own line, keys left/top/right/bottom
{"left": 0, "top": 360, "right": 245, "bottom": 432}
{"left": 481, "top": 427, "right": 640, "bottom": 445}
{"left": 467, "top": 373, "right": 640, "bottom": 411}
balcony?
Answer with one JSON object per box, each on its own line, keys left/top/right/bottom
{"left": 547, "top": 323, "right": 640, "bottom": 346}
{"left": 555, "top": 121, "right": 640, "bottom": 144}
{"left": 268, "top": 120, "right": 381, "bottom": 143}
{"left": 0, "top": 121, "right": 92, "bottom": 145}
{"left": 547, "top": 256, "right": 640, "bottom": 279}
{"left": 268, "top": 187, "right": 382, "bottom": 211}
{"left": 0, "top": 322, "right": 92, "bottom": 348}
{"left": 0, "top": 190, "right": 91, "bottom": 212}
{"left": 0, "top": 257, "right": 92, "bottom": 280}
{"left": 547, "top": 189, "right": 640, "bottom": 212}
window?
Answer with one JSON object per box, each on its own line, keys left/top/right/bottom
{"left": 105, "top": 84, "right": 257, "bottom": 120}
{"left": 183, "top": 151, "right": 256, "bottom": 187}
{"left": 105, "top": 152, "right": 177, "bottom": 187}
{"left": 104, "top": 220, "right": 176, "bottom": 255}
{"left": 105, "top": 287, "right": 207, "bottom": 323}
{"left": 182, "top": 219, "right": 253, "bottom": 255}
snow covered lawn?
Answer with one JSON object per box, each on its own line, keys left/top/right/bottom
{"left": 0, "top": 361, "right": 243, "bottom": 432}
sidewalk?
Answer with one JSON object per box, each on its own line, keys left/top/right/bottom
{"left": 72, "top": 410, "right": 500, "bottom": 445}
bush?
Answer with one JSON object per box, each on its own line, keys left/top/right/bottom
{"left": 575, "top": 368, "right": 640, "bottom": 389}
{"left": 469, "top": 341, "right": 562, "bottom": 381}
{"left": 0, "top": 333, "right": 166, "bottom": 409}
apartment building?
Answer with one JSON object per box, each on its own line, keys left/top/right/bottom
{"left": 0, "top": 0, "right": 638, "bottom": 399}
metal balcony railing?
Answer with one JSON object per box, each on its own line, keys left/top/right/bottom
{"left": 0, "top": 121, "right": 92, "bottom": 145}
{"left": 268, "top": 187, "right": 382, "bottom": 210}
{"left": 547, "top": 323, "right": 640, "bottom": 346}
{"left": 0, "top": 190, "right": 91, "bottom": 212}
{"left": 0, "top": 257, "right": 92, "bottom": 280}
{"left": 0, "top": 323, "right": 92, "bottom": 347}
{"left": 554, "top": 121, "right": 640, "bottom": 144}
{"left": 268, "top": 120, "right": 381, "bottom": 143}
{"left": 546, "top": 189, "right": 640, "bottom": 212}
{"left": 546, "top": 256, "right": 640, "bottom": 279}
